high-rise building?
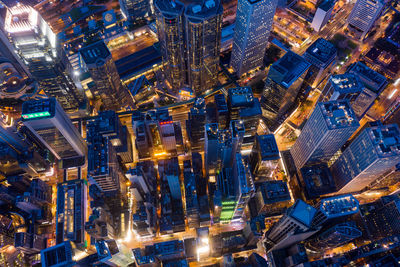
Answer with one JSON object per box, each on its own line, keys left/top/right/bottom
{"left": 311, "top": 0, "right": 336, "bottom": 32}
{"left": 311, "top": 194, "right": 360, "bottom": 227}
{"left": 320, "top": 73, "right": 377, "bottom": 119}
{"left": 154, "top": 0, "right": 222, "bottom": 95}
{"left": 185, "top": 0, "right": 223, "bottom": 95}
{"left": 290, "top": 100, "right": 359, "bottom": 170}
{"left": 215, "top": 94, "right": 228, "bottom": 129}
{"left": 307, "top": 222, "right": 362, "bottom": 250}
{"left": 332, "top": 123, "right": 400, "bottom": 194}
{"left": 250, "top": 134, "right": 280, "bottom": 178}
{"left": 255, "top": 180, "right": 291, "bottom": 216}
{"left": 347, "top": 62, "right": 387, "bottom": 94}
{"left": 187, "top": 97, "right": 206, "bottom": 150}
{"left": 154, "top": 0, "right": 186, "bottom": 92}
{"left": 205, "top": 123, "right": 219, "bottom": 177}
{"left": 229, "top": 0, "right": 278, "bottom": 76}
{"left": 261, "top": 51, "right": 311, "bottom": 130}
{"left": 303, "top": 38, "right": 337, "bottom": 88}
{"left": 264, "top": 200, "right": 318, "bottom": 252}
{"left": 119, "top": 0, "right": 149, "bottom": 21}
{"left": 80, "top": 40, "right": 133, "bottom": 110}
{"left": 4, "top": 4, "right": 85, "bottom": 113}
{"left": 21, "top": 98, "right": 87, "bottom": 168}
{"left": 347, "top": 0, "right": 384, "bottom": 39}
{"left": 227, "top": 87, "right": 262, "bottom": 142}
{"left": 40, "top": 241, "right": 75, "bottom": 267}
{"left": 56, "top": 179, "right": 87, "bottom": 246}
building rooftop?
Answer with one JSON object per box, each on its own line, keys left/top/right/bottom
{"left": 215, "top": 94, "right": 228, "bottom": 113}
{"left": 367, "top": 124, "right": 400, "bottom": 157}
{"left": 268, "top": 51, "right": 311, "bottom": 88}
{"left": 205, "top": 123, "right": 219, "bottom": 140}
{"left": 329, "top": 73, "right": 364, "bottom": 94}
{"left": 319, "top": 194, "right": 359, "bottom": 218}
{"left": 258, "top": 180, "right": 291, "bottom": 204}
{"left": 289, "top": 200, "right": 316, "bottom": 227}
{"left": 256, "top": 134, "right": 280, "bottom": 161}
{"left": 185, "top": 0, "right": 223, "bottom": 22}
{"left": 305, "top": 38, "right": 337, "bottom": 65}
{"left": 22, "top": 98, "right": 55, "bottom": 120}
{"left": 154, "top": 0, "right": 185, "bottom": 18}
{"left": 153, "top": 240, "right": 185, "bottom": 256}
{"left": 319, "top": 0, "right": 336, "bottom": 11}
{"left": 319, "top": 100, "right": 359, "bottom": 129}
{"left": 80, "top": 40, "right": 111, "bottom": 65}
{"left": 347, "top": 62, "right": 387, "bottom": 93}
{"left": 300, "top": 164, "right": 336, "bottom": 199}
{"left": 228, "top": 87, "right": 254, "bottom": 108}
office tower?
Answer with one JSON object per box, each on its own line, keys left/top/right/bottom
{"left": 311, "top": 0, "right": 336, "bottom": 32}
{"left": 261, "top": 51, "right": 311, "bottom": 130}
{"left": 14, "top": 232, "right": 46, "bottom": 254}
{"left": 183, "top": 160, "right": 200, "bottom": 228}
{"left": 21, "top": 98, "right": 87, "bottom": 168}
{"left": 185, "top": 0, "right": 223, "bottom": 95}
{"left": 227, "top": 87, "right": 262, "bottom": 141}
{"left": 320, "top": 73, "right": 377, "bottom": 119}
{"left": 255, "top": 180, "right": 291, "bottom": 216}
{"left": 40, "top": 241, "right": 74, "bottom": 267}
{"left": 80, "top": 40, "right": 133, "bottom": 111}
{"left": 332, "top": 123, "right": 400, "bottom": 194}
{"left": 363, "top": 195, "right": 400, "bottom": 239}
{"left": 229, "top": 0, "right": 278, "bottom": 76}
{"left": 250, "top": 134, "right": 280, "bottom": 178}
{"left": 163, "top": 157, "right": 182, "bottom": 200}
{"left": 347, "top": 0, "right": 384, "bottom": 39}
{"left": 87, "top": 111, "right": 133, "bottom": 163}
{"left": 303, "top": 38, "right": 337, "bottom": 88}
{"left": 307, "top": 222, "right": 362, "bottom": 250}
{"left": 205, "top": 123, "right": 219, "bottom": 177}
{"left": 56, "top": 179, "right": 87, "bottom": 246}
{"left": 300, "top": 164, "right": 336, "bottom": 199}
{"left": 87, "top": 126, "right": 122, "bottom": 194}
{"left": 119, "top": 0, "right": 149, "bottom": 21}
{"left": 219, "top": 120, "right": 245, "bottom": 169}
{"left": 215, "top": 94, "right": 228, "bottom": 129}
{"left": 187, "top": 97, "right": 206, "bottom": 150}
{"left": 347, "top": 62, "right": 387, "bottom": 94}
{"left": 154, "top": 0, "right": 222, "bottom": 95}
{"left": 134, "top": 120, "right": 151, "bottom": 159}
{"left": 264, "top": 200, "right": 318, "bottom": 252}
{"left": 5, "top": 4, "right": 85, "bottom": 113}
{"left": 290, "top": 100, "right": 359, "bottom": 170}
{"left": 154, "top": 0, "right": 186, "bottom": 92}
{"left": 311, "top": 194, "right": 360, "bottom": 227}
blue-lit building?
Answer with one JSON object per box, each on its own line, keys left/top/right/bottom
{"left": 255, "top": 180, "right": 291, "bottom": 216}
{"left": 205, "top": 123, "right": 219, "bottom": 177}
{"left": 321, "top": 73, "right": 377, "bottom": 119}
{"left": 311, "top": 194, "right": 360, "bottom": 227}
{"left": 228, "top": 87, "right": 262, "bottom": 142}
{"left": 311, "top": 0, "right": 336, "bottom": 32}
{"left": 187, "top": 97, "right": 206, "bottom": 150}
{"left": 250, "top": 134, "right": 280, "bottom": 178}
{"left": 291, "top": 100, "right": 359, "bottom": 170}
{"left": 22, "top": 98, "right": 87, "bottom": 169}
{"left": 261, "top": 51, "right": 311, "bottom": 130}
{"left": 264, "top": 200, "right": 318, "bottom": 252}
{"left": 119, "top": 0, "right": 149, "bottom": 21}
{"left": 307, "top": 222, "right": 362, "bottom": 250}
{"left": 347, "top": 62, "right": 387, "bottom": 93}
{"left": 80, "top": 40, "right": 133, "bottom": 110}
{"left": 300, "top": 164, "right": 336, "bottom": 199}
{"left": 332, "top": 123, "right": 400, "bottom": 194}
{"left": 56, "top": 179, "right": 87, "bottom": 246}
{"left": 230, "top": 0, "right": 278, "bottom": 76}
{"left": 40, "top": 241, "right": 74, "bottom": 267}
{"left": 215, "top": 94, "right": 228, "bottom": 130}
{"left": 347, "top": 0, "right": 384, "bottom": 39}
{"left": 303, "top": 38, "right": 337, "bottom": 88}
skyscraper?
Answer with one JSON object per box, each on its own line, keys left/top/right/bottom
{"left": 311, "top": 0, "right": 336, "bottom": 32}
{"left": 80, "top": 40, "right": 133, "bottom": 111}
{"left": 4, "top": 3, "right": 85, "bottom": 113}
{"left": 119, "top": 0, "right": 149, "bottom": 21}
{"left": 154, "top": 0, "right": 185, "bottom": 92}
{"left": 264, "top": 200, "right": 318, "bottom": 252}
{"left": 154, "top": 0, "right": 223, "bottom": 95}
{"left": 21, "top": 98, "right": 87, "bottom": 168}
{"left": 56, "top": 179, "right": 87, "bottom": 245}
{"left": 332, "top": 123, "right": 400, "bottom": 194}
{"left": 230, "top": 0, "right": 278, "bottom": 76}
{"left": 290, "top": 100, "right": 359, "bottom": 170}
{"left": 185, "top": 0, "right": 223, "bottom": 95}
{"left": 261, "top": 51, "right": 311, "bottom": 130}
{"left": 347, "top": 0, "right": 384, "bottom": 39}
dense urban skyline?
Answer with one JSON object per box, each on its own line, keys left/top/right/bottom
{"left": 0, "top": 0, "right": 400, "bottom": 266}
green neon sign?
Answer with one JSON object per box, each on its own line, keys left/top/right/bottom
{"left": 22, "top": 111, "right": 51, "bottom": 119}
